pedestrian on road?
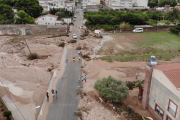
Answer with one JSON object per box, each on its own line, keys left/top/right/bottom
{"left": 51, "top": 89, "right": 55, "bottom": 100}
{"left": 136, "top": 73, "right": 138, "bottom": 79}
{"left": 82, "top": 76, "right": 84, "bottom": 82}
{"left": 46, "top": 92, "right": 49, "bottom": 101}
{"left": 79, "top": 75, "right": 81, "bottom": 82}
{"left": 84, "top": 75, "right": 87, "bottom": 83}
{"left": 78, "top": 57, "right": 81, "bottom": 61}
{"left": 56, "top": 90, "right": 57, "bottom": 99}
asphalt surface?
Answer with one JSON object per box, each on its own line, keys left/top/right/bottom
{"left": 70, "top": 3, "right": 84, "bottom": 40}
{"left": 46, "top": 4, "right": 83, "bottom": 120}
{"left": 46, "top": 49, "right": 82, "bottom": 120}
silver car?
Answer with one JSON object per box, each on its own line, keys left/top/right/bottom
{"left": 72, "top": 34, "right": 77, "bottom": 39}
{"left": 150, "top": 56, "right": 157, "bottom": 66}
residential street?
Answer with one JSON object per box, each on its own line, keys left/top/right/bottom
{"left": 46, "top": 49, "right": 82, "bottom": 120}
{"left": 70, "top": 3, "right": 84, "bottom": 39}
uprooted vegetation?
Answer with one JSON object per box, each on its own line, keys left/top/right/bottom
{"left": 68, "top": 39, "right": 77, "bottom": 43}
{"left": 27, "top": 53, "right": 38, "bottom": 60}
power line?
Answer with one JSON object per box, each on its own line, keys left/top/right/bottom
{"left": 0, "top": 79, "right": 26, "bottom": 120}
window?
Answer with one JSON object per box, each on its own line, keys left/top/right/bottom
{"left": 168, "top": 100, "right": 178, "bottom": 117}
{"left": 155, "top": 104, "right": 164, "bottom": 119}
{"left": 42, "top": 18, "right": 44, "bottom": 20}
{"left": 50, "top": 18, "right": 52, "bottom": 20}
{"left": 166, "top": 115, "right": 172, "bottom": 120}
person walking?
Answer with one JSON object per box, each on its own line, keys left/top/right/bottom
{"left": 78, "top": 57, "right": 81, "bottom": 61}
{"left": 84, "top": 75, "right": 87, "bottom": 83}
{"left": 136, "top": 73, "right": 138, "bottom": 79}
{"left": 51, "top": 89, "right": 55, "bottom": 100}
{"left": 46, "top": 92, "right": 49, "bottom": 101}
{"left": 82, "top": 76, "right": 84, "bottom": 82}
{"left": 56, "top": 90, "right": 57, "bottom": 99}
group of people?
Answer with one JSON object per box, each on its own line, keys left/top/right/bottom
{"left": 46, "top": 89, "right": 57, "bottom": 101}
{"left": 79, "top": 75, "right": 87, "bottom": 83}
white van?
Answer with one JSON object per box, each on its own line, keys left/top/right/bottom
{"left": 133, "top": 28, "right": 143, "bottom": 33}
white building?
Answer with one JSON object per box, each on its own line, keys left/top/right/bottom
{"left": 82, "top": 0, "right": 100, "bottom": 8}
{"left": 39, "top": 0, "right": 75, "bottom": 12}
{"left": 35, "top": 14, "right": 63, "bottom": 25}
{"left": 101, "top": 0, "right": 149, "bottom": 9}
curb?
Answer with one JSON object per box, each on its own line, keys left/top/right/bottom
{"left": 37, "top": 70, "right": 57, "bottom": 120}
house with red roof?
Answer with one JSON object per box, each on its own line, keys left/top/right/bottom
{"left": 35, "top": 14, "right": 64, "bottom": 25}
{"left": 141, "top": 63, "right": 180, "bottom": 120}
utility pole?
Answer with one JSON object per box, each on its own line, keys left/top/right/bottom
{"left": 23, "top": 37, "right": 32, "bottom": 55}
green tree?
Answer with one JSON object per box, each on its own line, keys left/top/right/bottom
{"left": 3, "top": 111, "right": 12, "bottom": 120}
{"left": 0, "top": 4, "right": 14, "bottom": 21}
{"left": 15, "top": 0, "right": 43, "bottom": 18}
{"left": 15, "top": 10, "right": 35, "bottom": 24}
{"left": 94, "top": 76, "right": 129, "bottom": 102}
{"left": 135, "top": 81, "right": 143, "bottom": 91}
{"left": 158, "top": 0, "right": 177, "bottom": 7}
{"left": 148, "top": 0, "right": 158, "bottom": 8}
{"left": 0, "top": 0, "right": 15, "bottom": 7}
{"left": 166, "top": 8, "right": 180, "bottom": 21}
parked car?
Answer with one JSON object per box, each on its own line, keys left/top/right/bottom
{"left": 73, "top": 16, "right": 77, "bottom": 18}
{"left": 72, "top": 34, "right": 77, "bottom": 39}
{"left": 133, "top": 28, "right": 143, "bottom": 33}
{"left": 150, "top": 56, "right": 157, "bottom": 66}
{"left": 145, "top": 117, "right": 153, "bottom": 120}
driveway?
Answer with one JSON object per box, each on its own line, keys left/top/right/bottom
{"left": 46, "top": 49, "right": 82, "bottom": 120}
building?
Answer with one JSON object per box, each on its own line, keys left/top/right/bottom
{"left": 35, "top": 14, "right": 63, "bottom": 25}
{"left": 141, "top": 63, "right": 180, "bottom": 120}
{"left": 84, "top": 5, "right": 99, "bottom": 12}
{"left": 39, "top": 0, "right": 75, "bottom": 12}
{"left": 101, "top": 0, "right": 149, "bottom": 9}
{"left": 82, "top": 0, "right": 100, "bottom": 9}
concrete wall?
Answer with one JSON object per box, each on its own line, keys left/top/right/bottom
{"left": 142, "top": 65, "right": 153, "bottom": 109}
{"left": 149, "top": 70, "right": 180, "bottom": 120}
{"left": 0, "top": 27, "right": 26, "bottom": 36}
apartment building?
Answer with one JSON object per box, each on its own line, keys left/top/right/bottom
{"left": 82, "top": 0, "right": 100, "bottom": 8}
{"left": 101, "top": 0, "right": 148, "bottom": 9}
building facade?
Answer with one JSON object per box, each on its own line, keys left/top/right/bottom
{"left": 39, "top": 0, "right": 75, "bottom": 12}
{"left": 82, "top": 0, "right": 100, "bottom": 8}
{"left": 101, "top": 0, "right": 149, "bottom": 9}
{"left": 141, "top": 63, "right": 180, "bottom": 120}
{"left": 35, "top": 14, "right": 63, "bottom": 25}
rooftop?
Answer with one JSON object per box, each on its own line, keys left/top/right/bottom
{"left": 35, "top": 14, "right": 58, "bottom": 20}
{"left": 154, "top": 63, "right": 180, "bottom": 88}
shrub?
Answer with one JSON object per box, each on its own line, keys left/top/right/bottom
{"left": 28, "top": 53, "right": 37, "bottom": 60}
{"left": 102, "top": 25, "right": 115, "bottom": 31}
{"left": 146, "top": 19, "right": 157, "bottom": 27}
{"left": 165, "top": 21, "right": 171, "bottom": 25}
{"left": 94, "top": 76, "right": 129, "bottom": 102}
{"left": 0, "top": 103, "right": 3, "bottom": 107}
{"left": 58, "top": 42, "right": 65, "bottom": 47}
{"left": 68, "top": 40, "right": 77, "bottom": 43}
{"left": 170, "top": 27, "right": 180, "bottom": 35}
{"left": 3, "top": 111, "right": 12, "bottom": 120}
{"left": 120, "top": 23, "right": 133, "bottom": 28}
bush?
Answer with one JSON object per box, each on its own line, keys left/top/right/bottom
{"left": 0, "top": 103, "right": 3, "bottom": 107}
{"left": 120, "top": 23, "right": 133, "bottom": 28}
{"left": 58, "top": 42, "right": 65, "bottom": 47}
{"left": 94, "top": 76, "right": 129, "bottom": 102}
{"left": 3, "top": 111, "right": 12, "bottom": 120}
{"left": 146, "top": 19, "right": 157, "bottom": 27}
{"left": 68, "top": 40, "right": 77, "bottom": 43}
{"left": 28, "top": 53, "right": 37, "bottom": 60}
{"left": 170, "top": 27, "right": 180, "bottom": 35}
{"left": 102, "top": 25, "right": 115, "bottom": 31}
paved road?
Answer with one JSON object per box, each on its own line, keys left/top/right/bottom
{"left": 46, "top": 49, "right": 82, "bottom": 120}
{"left": 70, "top": 3, "right": 84, "bottom": 39}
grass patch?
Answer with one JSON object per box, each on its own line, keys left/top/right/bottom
{"left": 101, "top": 32, "right": 180, "bottom": 62}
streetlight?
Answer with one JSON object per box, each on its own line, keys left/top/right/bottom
{"left": 29, "top": 106, "right": 40, "bottom": 120}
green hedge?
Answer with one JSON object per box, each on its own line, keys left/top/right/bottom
{"left": 170, "top": 27, "right": 180, "bottom": 35}
{"left": 102, "top": 25, "right": 115, "bottom": 31}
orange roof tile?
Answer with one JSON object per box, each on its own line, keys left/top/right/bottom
{"left": 35, "top": 14, "right": 58, "bottom": 20}
{"left": 154, "top": 63, "right": 180, "bottom": 88}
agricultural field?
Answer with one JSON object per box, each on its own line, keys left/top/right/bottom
{"left": 100, "top": 32, "right": 180, "bottom": 62}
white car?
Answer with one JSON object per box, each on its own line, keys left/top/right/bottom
{"left": 150, "top": 56, "right": 157, "bottom": 66}
{"left": 72, "top": 34, "right": 77, "bottom": 39}
{"left": 133, "top": 28, "right": 143, "bottom": 33}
